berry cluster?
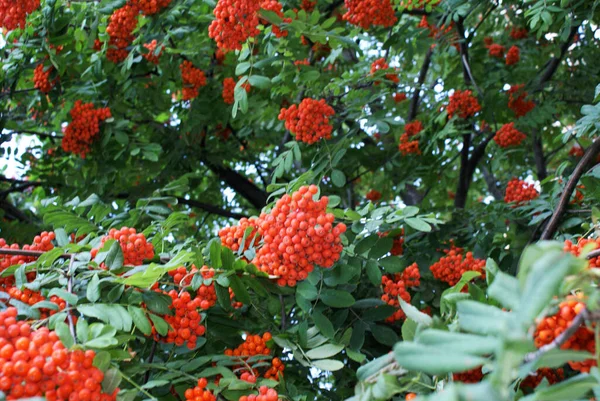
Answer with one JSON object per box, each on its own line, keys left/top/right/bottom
{"left": 509, "top": 27, "right": 528, "bottom": 40}
{"left": 564, "top": 237, "right": 600, "bottom": 268}
{"left": 393, "top": 92, "right": 407, "bottom": 103}
{"left": 294, "top": 58, "right": 311, "bottom": 67}
{"left": 370, "top": 58, "right": 399, "bottom": 84}
{"left": 222, "top": 77, "right": 251, "bottom": 105}
{"left": 0, "top": 0, "right": 39, "bottom": 31}
{"left": 506, "top": 45, "right": 520, "bottom": 65}
{"left": 260, "top": 0, "right": 291, "bottom": 38}
{"left": 446, "top": 90, "right": 481, "bottom": 119}
{"left": 487, "top": 43, "right": 505, "bottom": 58}
{"left": 0, "top": 233, "right": 55, "bottom": 291}
{"left": 225, "top": 333, "right": 285, "bottom": 380}
{"left": 569, "top": 144, "right": 584, "bottom": 157}
{"left": 61, "top": 101, "right": 111, "bottom": 158}
{"left": 342, "top": 0, "right": 397, "bottom": 30}
{"left": 453, "top": 367, "right": 483, "bottom": 383}
{"left": 401, "top": 263, "right": 420, "bottom": 287}
{"left": 142, "top": 40, "right": 163, "bottom": 64}
{"left": 534, "top": 297, "right": 595, "bottom": 372}
{"left": 381, "top": 275, "right": 411, "bottom": 322}
{"left": 278, "top": 98, "right": 335, "bottom": 144}
{"left": 301, "top": 0, "right": 316, "bottom": 11}
{"left": 153, "top": 290, "right": 206, "bottom": 349}
{"left": 219, "top": 217, "right": 261, "bottom": 254}
{"left": 131, "top": 0, "right": 172, "bottom": 15}
{"left": 183, "top": 378, "right": 216, "bottom": 401}
{"left": 91, "top": 227, "right": 154, "bottom": 267}
{"left": 180, "top": 61, "right": 207, "bottom": 101}
{"left": 365, "top": 189, "right": 381, "bottom": 202}
{"left": 429, "top": 246, "right": 486, "bottom": 286}
{"left": 239, "top": 386, "right": 280, "bottom": 401}
{"left": 377, "top": 230, "right": 404, "bottom": 256}
{"left": 255, "top": 186, "right": 346, "bottom": 286}
{"left": 215, "top": 124, "right": 233, "bottom": 141}
{"left": 494, "top": 122, "right": 526, "bottom": 148}
{"left": 0, "top": 307, "right": 118, "bottom": 400}
{"left": 208, "top": 0, "right": 261, "bottom": 51}
{"left": 507, "top": 84, "right": 535, "bottom": 118}
{"left": 417, "top": 16, "right": 457, "bottom": 49}
{"left": 106, "top": 3, "right": 139, "bottom": 63}
{"left": 504, "top": 178, "right": 539, "bottom": 207}
{"left": 33, "top": 64, "right": 57, "bottom": 94}
{"left": 398, "top": 120, "right": 423, "bottom": 156}
{"left": 520, "top": 368, "right": 564, "bottom": 389}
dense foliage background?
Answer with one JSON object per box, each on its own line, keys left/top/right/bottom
{"left": 1, "top": 0, "right": 600, "bottom": 400}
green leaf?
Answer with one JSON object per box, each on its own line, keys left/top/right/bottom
{"left": 401, "top": 319, "right": 418, "bottom": 342}
{"left": 142, "top": 291, "right": 172, "bottom": 315}
{"left": 331, "top": 170, "right": 346, "bottom": 187}
{"left": 149, "top": 313, "right": 170, "bottom": 336}
{"left": 399, "top": 299, "right": 433, "bottom": 326}
{"left": 102, "top": 368, "right": 122, "bottom": 393}
{"left": 228, "top": 275, "right": 251, "bottom": 304}
{"left": 393, "top": 342, "right": 487, "bottom": 375}
{"left": 312, "top": 359, "right": 345, "bottom": 371}
{"left": 76, "top": 318, "right": 89, "bottom": 342}
{"left": 354, "top": 234, "right": 378, "bottom": 256}
{"left": 404, "top": 218, "right": 432, "bottom": 232}
{"left": 235, "top": 62, "right": 251, "bottom": 75}
{"left": 76, "top": 304, "right": 132, "bottom": 332}
{"left": 305, "top": 344, "right": 344, "bottom": 359}
{"left": 95, "top": 240, "right": 124, "bottom": 270}
{"left": 313, "top": 310, "right": 335, "bottom": 338}
{"left": 533, "top": 374, "right": 599, "bottom": 401}
{"left": 93, "top": 351, "right": 111, "bottom": 371}
{"left": 416, "top": 330, "right": 500, "bottom": 356}
{"left": 487, "top": 271, "right": 520, "bottom": 310}
{"left": 365, "top": 261, "right": 382, "bottom": 286}
{"left": 87, "top": 274, "right": 101, "bottom": 303}
{"left": 530, "top": 349, "right": 594, "bottom": 370}
{"left": 248, "top": 75, "right": 271, "bottom": 89}
{"left": 48, "top": 288, "right": 78, "bottom": 305}
{"left": 128, "top": 306, "right": 152, "bottom": 336}
{"left": 369, "top": 237, "right": 393, "bottom": 259}
{"left": 321, "top": 290, "right": 355, "bottom": 308}
{"left": 457, "top": 301, "right": 510, "bottom": 335}
{"left": 371, "top": 325, "right": 399, "bottom": 346}
{"left": 55, "top": 322, "right": 75, "bottom": 349}
{"left": 209, "top": 239, "right": 222, "bottom": 269}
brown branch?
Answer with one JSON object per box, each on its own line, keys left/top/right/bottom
{"left": 533, "top": 25, "right": 579, "bottom": 93}
{"left": 532, "top": 130, "right": 547, "bottom": 180}
{"left": 587, "top": 249, "right": 600, "bottom": 260}
{"left": 1, "top": 130, "right": 63, "bottom": 139}
{"left": 480, "top": 165, "right": 503, "bottom": 200}
{"left": 407, "top": 48, "right": 433, "bottom": 121}
{"left": 66, "top": 254, "right": 77, "bottom": 341}
{"left": 540, "top": 138, "right": 600, "bottom": 240}
{"left": 454, "top": 134, "right": 472, "bottom": 209}
{"left": 0, "top": 248, "right": 73, "bottom": 258}
{"left": 176, "top": 197, "right": 248, "bottom": 220}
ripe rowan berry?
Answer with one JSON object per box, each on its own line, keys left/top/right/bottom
{"left": 509, "top": 27, "right": 528, "bottom": 40}
{"left": 222, "top": 77, "right": 251, "bottom": 105}
{"left": 180, "top": 61, "right": 207, "bottom": 101}
{"left": 446, "top": 90, "right": 481, "bottom": 119}
{"left": 370, "top": 58, "right": 399, "bottom": 84}
{"left": 401, "top": 263, "right": 420, "bottom": 287}
{"left": 520, "top": 368, "right": 564, "bottom": 388}
{"left": 33, "top": 64, "right": 57, "bottom": 94}
{"left": 208, "top": 0, "right": 261, "bottom": 51}
{"left": 487, "top": 43, "right": 505, "bottom": 58}
{"left": 260, "top": 0, "right": 292, "bottom": 38}
{"left": 429, "top": 246, "right": 485, "bottom": 286}
{"left": 505, "top": 45, "right": 520, "bottom": 66}
{"left": 564, "top": 237, "right": 600, "bottom": 268}
{"left": 301, "top": 0, "right": 316, "bottom": 11}
{"left": 278, "top": 99, "right": 335, "bottom": 144}
{"left": 342, "top": 0, "right": 397, "bottom": 30}
{"left": 219, "top": 217, "right": 261, "bottom": 253}
{"left": 142, "top": 40, "right": 164, "bottom": 64}
{"left": 0, "top": 0, "right": 40, "bottom": 31}
{"left": 91, "top": 227, "right": 154, "bottom": 266}
{"left": 131, "top": 0, "right": 172, "bottom": 15}
{"left": 381, "top": 275, "right": 411, "bottom": 322}
{"left": 239, "top": 386, "right": 281, "bottom": 401}
{"left": 393, "top": 92, "right": 407, "bottom": 103}
{"left": 569, "top": 144, "right": 584, "bottom": 157}
{"left": 365, "top": 189, "right": 381, "bottom": 202}
{"left": 153, "top": 290, "right": 206, "bottom": 349}
{"left": 493, "top": 122, "right": 526, "bottom": 148}
{"left": 453, "top": 367, "right": 483, "bottom": 383}
{"left": 183, "top": 378, "right": 216, "bottom": 401}
{"left": 405, "top": 393, "right": 417, "bottom": 401}
{"left": 507, "top": 84, "right": 535, "bottom": 118}
{"left": 61, "top": 101, "right": 111, "bottom": 158}
{"left": 377, "top": 230, "right": 404, "bottom": 256}
{"left": 398, "top": 120, "right": 423, "bottom": 156}
{"left": 106, "top": 4, "right": 139, "bottom": 63}
{"left": 504, "top": 178, "right": 539, "bottom": 207}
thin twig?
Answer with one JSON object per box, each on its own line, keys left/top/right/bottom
{"left": 66, "top": 254, "right": 77, "bottom": 341}
{"left": 587, "top": 249, "right": 600, "bottom": 260}
{"left": 0, "top": 248, "right": 73, "bottom": 258}
{"left": 143, "top": 341, "right": 158, "bottom": 384}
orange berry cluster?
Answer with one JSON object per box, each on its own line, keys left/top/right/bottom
{"left": 131, "top": 0, "right": 172, "bottom": 15}
{"left": 208, "top": 0, "right": 261, "bottom": 51}
{"left": 510, "top": 27, "right": 528, "bottom": 40}
{"left": 222, "top": 78, "right": 251, "bottom": 105}
{"left": 239, "top": 386, "right": 280, "bottom": 401}
{"left": 301, "top": 0, "right": 316, "bottom": 11}
{"left": 429, "top": 246, "right": 486, "bottom": 286}
{"left": 91, "top": 227, "right": 154, "bottom": 267}
{"left": 569, "top": 144, "right": 584, "bottom": 157}
{"left": 494, "top": 122, "right": 526, "bottom": 148}
{"left": 106, "top": 3, "right": 139, "bottom": 63}
{"left": 370, "top": 58, "right": 399, "bottom": 84}
{"left": 254, "top": 185, "right": 346, "bottom": 286}
{"left": 33, "top": 64, "right": 57, "bottom": 94}
{"left": 0, "top": 307, "right": 118, "bottom": 401}
{"left": 219, "top": 217, "right": 261, "bottom": 254}
{"left": 365, "top": 189, "right": 381, "bottom": 202}
{"left": 504, "top": 178, "right": 539, "bottom": 206}
{"left": 278, "top": 98, "right": 335, "bottom": 144}
{"left": 507, "top": 84, "right": 535, "bottom": 118}
{"left": 398, "top": 120, "right": 422, "bottom": 156}
{"left": 377, "top": 230, "right": 404, "bottom": 256}
{"left": 381, "top": 275, "right": 411, "bottom": 322}
{"left": 453, "top": 367, "right": 483, "bottom": 383}
{"left": 505, "top": 45, "right": 520, "bottom": 65}
{"left": 446, "top": 90, "right": 481, "bottom": 119}
{"left": 417, "top": 16, "right": 457, "bottom": 48}
{"left": 534, "top": 298, "right": 596, "bottom": 372}
{"left": 294, "top": 58, "right": 311, "bottom": 67}
{"left": 180, "top": 61, "right": 207, "bottom": 101}
{"left": 487, "top": 43, "right": 505, "bottom": 58}
{"left": 401, "top": 263, "right": 420, "bottom": 287}
{"left": 0, "top": 232, "right": 55, "bottom": 288}
{"left": 564, "top": 237, "right": 600, "bottom": 268}
{"left": 224, "top": 333, "right": 285, "bottom": 380}
{"left": 0, "top": 0, "right": 39, "bottom": 31}
{"left": 342, "top": 0, "right": 397, "bottom": 30}
{"left": 61, "top": 101, "right": 111, "bottom": 158}
{"left": 183, "top": 378, "right": 216, "bottom": 401}
{"left": 153, "top": 290, "right": 206, "bottom": 349}
{"left": 393, "top": 92, "right": 407, "bottom": 103}
{"left": 260, "top": 0, "right": 291, "bottom": 38}
{"left": 142, "top": 40, "right": 163, "bottom": 64}
{"left": 520, "top": 368, "right": 564, "bottom": 389}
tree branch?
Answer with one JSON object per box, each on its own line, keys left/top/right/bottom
{"left": 533, "top": 25, "right": 579, "bottom": 93}
{"left": 480, "top": 165, "right": 503, "bottom": 200}
{"left": 1, "top": 130, "right": 63, "bottom": 139}
{"left": 454, "top": 134, "right": 472, "bottom": 209}
{"left": 407, "top": 47, "right": 433, "bottom": 121}
{"left": 176, "top": 197, "right": 248, "bottom": 220}
{"left": 540, "top": 138, "right": 600, "bottom": 240}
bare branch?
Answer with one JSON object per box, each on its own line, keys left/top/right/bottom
{"left": 176, "top": 197, "right": 249, "bottom": 220}
{"left": 408, "top": 48, "right": 434, "bottom": 121}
